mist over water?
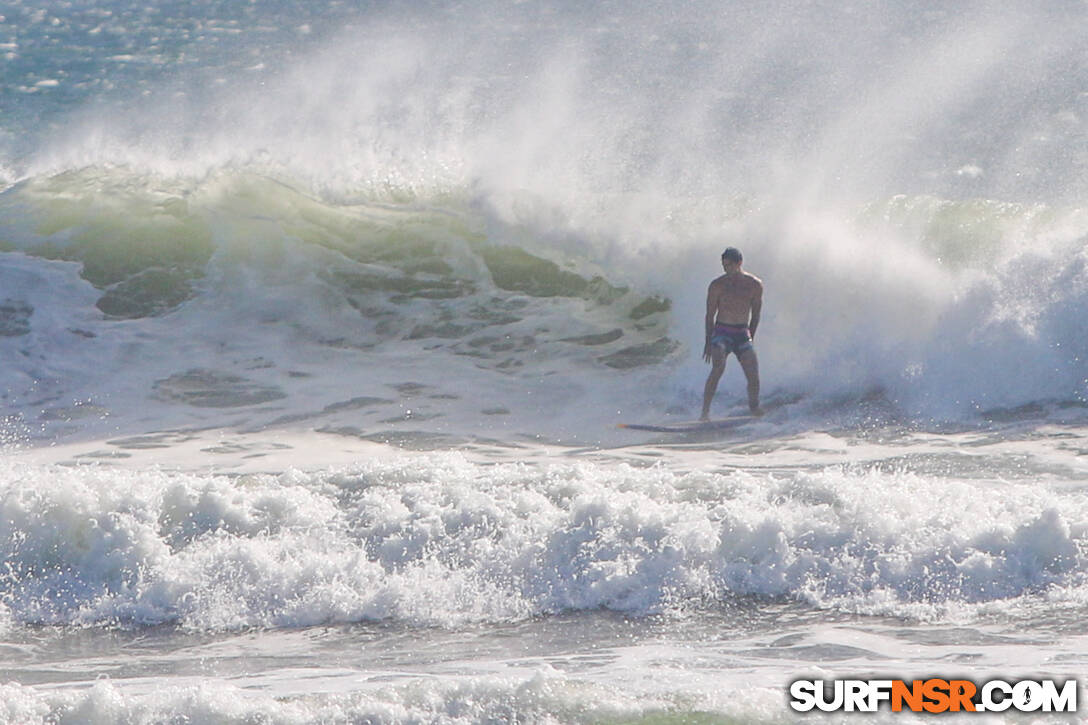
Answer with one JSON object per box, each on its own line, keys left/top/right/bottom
{"left": 9, "top": 1, "right": 1085, "bottom": 191}
{"left": 13, "top": 1, "right": 1085, "bottom": 197}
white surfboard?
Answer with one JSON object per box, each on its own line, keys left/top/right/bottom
{"left": 617, "top": 415, "right": 754, "bottom": 433}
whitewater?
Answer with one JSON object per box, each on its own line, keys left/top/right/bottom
{"left": 1, "top": 0, "right": 1086, "bottom": 722}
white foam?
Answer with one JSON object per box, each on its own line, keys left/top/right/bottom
{"left": 0, "top": 673, "right": 789, "bottom": 725}
{"left": 1, "top": 451, "right": 1085, "bottom": 631}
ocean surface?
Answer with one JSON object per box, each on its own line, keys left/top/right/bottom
{"left": 1, "top": 0, "right": 1087, "bottom": 722}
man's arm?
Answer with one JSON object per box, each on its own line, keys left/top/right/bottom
{"left": 748, "top": 282, "right": 762, "bottom": 340}
{"left": 703, "top": 281, "right": 719, "bottom": 362}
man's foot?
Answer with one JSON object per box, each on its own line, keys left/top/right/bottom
{"left": 699, "top": 414, "right": 710, "bottom": 422}
{"left": 749, "top": 406, "right": 765, "bottom": 417}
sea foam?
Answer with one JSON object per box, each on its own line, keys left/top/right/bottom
{"left": 1, "top": 454, "right": 1084, "bottom": 632}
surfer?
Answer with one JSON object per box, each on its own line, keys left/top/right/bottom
{"left": 701, "top": 247, "right": 763, "bottom": 420}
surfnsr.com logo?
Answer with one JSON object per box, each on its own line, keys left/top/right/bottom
{"left": 789, "top": 679, "right": 1078, "bottom": 714}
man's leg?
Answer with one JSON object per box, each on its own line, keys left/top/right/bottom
{"left": 701, "top": 349, "right": 726, "bottom": 421}
{"left": 737, "top": 348, "right": 762, "bottom": 415}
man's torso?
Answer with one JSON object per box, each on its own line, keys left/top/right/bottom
{"left": 710, "top": 271, "right": 761, "bottom": 326}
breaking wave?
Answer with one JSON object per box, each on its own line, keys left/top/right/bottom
{"left": 1, "top": 455, "right": 1085, "bottom": 632}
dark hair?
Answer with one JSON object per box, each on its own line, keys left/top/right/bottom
{"left": 721, "top": 247, "right": 743, "bottom": 263}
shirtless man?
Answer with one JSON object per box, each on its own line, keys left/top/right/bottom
{"left": 701, "top": 247, "right": 763, "bottom": 420}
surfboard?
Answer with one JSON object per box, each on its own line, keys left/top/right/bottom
{"left": 617, "top": 415, "right": 754, "bottom": 433}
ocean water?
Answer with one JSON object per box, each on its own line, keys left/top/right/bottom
{"left": 1, "top": 0, "right": 1087, "bottom": 722}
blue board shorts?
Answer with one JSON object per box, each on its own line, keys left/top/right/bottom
{"left": 710, "top": 323, "right": 752, "bottom": 355}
